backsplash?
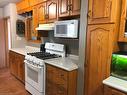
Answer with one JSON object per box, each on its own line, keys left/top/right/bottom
{"left": 41, "top": 31, "right": 79, "bottom": 55}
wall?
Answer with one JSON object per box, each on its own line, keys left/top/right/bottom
{"left": 3, "top": 3, "right": 26, "bottom": 48}
{"left": 0, "top": 8, "right": 3, "bottom": 18}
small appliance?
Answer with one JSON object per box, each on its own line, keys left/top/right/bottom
{"left": 54, "top": 19, "right": 79, "bottom": 38}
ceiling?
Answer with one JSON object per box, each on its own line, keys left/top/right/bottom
{"left": 0, "top": 0, "right": 20, "bottom": 8}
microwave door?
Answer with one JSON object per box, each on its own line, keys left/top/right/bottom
{"left": 55, "top": 25, "right": 67, "bottom": 37}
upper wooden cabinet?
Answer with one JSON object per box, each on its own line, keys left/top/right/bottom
{"left": 29, "top": 0, "right": 38, "bottom": 6}
{"left": 47, "top": 0, "right": 58, "bottom": 23}
{"left": 37, "top": 0, "right": 58, "bottom": 24}
{"left": 38, "top": 2, "right": 47, "bottom": 24}
{"left": 85, "top": 24, "right": 114, "bottom": 95}
{"left": 16, "top": 0, "right": 29, "bottom": 13}
{"left": 59, "top": 0, "right": 80, "bottom": 17}
{"left": 88, "top": 0, "right": 119, "bottom": 24}
{"left": 118, "top": 0, "right": 127, "bottom": 42}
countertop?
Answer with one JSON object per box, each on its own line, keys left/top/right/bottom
{"left": 44, "top": 55, "right": 78, "bottom": 71}
{"left": 10, "top": 48, "right": 26, "bottom": 55}
{"left": 103, "top": 76, "right": 127, "bottom": 93}
{"left": 9, "top": 48, "right": 78, "bottom": 71}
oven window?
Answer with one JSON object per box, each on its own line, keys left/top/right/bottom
{"left": 27, "top": 67, "right": 38, "bottom": 83}
{"left": 56, "top": 25, "right": 67, "bottom": 34}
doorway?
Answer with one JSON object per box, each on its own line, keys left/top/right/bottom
{"left": 4, "top": 17, "right": 11, "bottom": 67}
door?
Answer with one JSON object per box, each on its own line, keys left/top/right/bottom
{"left": 70, "top": 0, "right": 80, "bottom": 16}
{"left": 85, "top": 24, "right": 114, "bottom": 95}
{"left": 88, "top": 0, "right": 117, "bottom": 24}
{"left": 0, "top": 19, "right": 6, "bottom": 68}
{"left": 47, "top": 0, "right": 58, "bottom": 23}
{"left": 38, "top": 2, "right": 47, "bottom": 24}
{"left": 59, "top": 0, "right": 70, "bottom": 17}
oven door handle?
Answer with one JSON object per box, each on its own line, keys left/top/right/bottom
{"left": 25, "top": 61, "right": 43, "bottom": 72}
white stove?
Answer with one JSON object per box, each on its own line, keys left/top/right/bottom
{"left": 24, "top": 42, "right": 65, "bottom": 95}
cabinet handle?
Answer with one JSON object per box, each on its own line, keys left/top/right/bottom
{"left": 87, "top": 10, "right": 92, "bottom": 18}
{"left": 69, "top": 4, "right": 73, "bottom": 11}
{"left": 67, "top": 5, "right": 70, "bottom": 11}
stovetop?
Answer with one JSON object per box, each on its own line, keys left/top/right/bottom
{"left": 27, "top": 52, "right": 61, "bottom": 60}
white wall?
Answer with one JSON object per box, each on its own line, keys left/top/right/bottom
{"left": 0, "top": 8, "right": 3, "bottom": 18}
{"left": 3, "top": 3, "right": 26, "bottom": 48}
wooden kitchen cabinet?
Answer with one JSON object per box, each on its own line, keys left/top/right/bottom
{"left": 118, "top": 0, "right": 127, "bottom": 42}
{"left": 37, "top": 0, "right": 58, "bottom": 24}
{"left": 88, "top": 0, "right": 119, "bottom": 24}
{"left": 47, "top": 0, "right": 58, "bottom": 23}
{"left": 38, "top": 2, "right": 47, "bottom": 24}
{"left": 9, "top": 51, "right": 25, "bottom": 83}
{"left": 29, "top": 0, "right": 39, "bottom": 7}
{"left": 104, "top": 85, "right": 127, "bottom": 95}
{"left": 16, "top": 0, "right": 30, "bottom": 13}
{"left": 46, "top": 64, "right": 77, "bottom": 95}
{"left": 59, "top": 0, "right": 80, "bottom": 17}
{"left": 85, "top": 24, "right": 114, "bottom": 95}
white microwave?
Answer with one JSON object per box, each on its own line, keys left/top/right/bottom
{"left": 54, "top": 20, "right": 79, "bottom": 38}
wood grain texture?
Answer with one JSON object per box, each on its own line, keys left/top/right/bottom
{"left": 0, "top": 68, "right": 31, "bottom": 95}
{"left": 85, "top": 24, "right": 114, "bottom": 95}
{"left": 46, "top": 64, "right": 77, "bottom": 95}
{"left": 118, "top": 0, "right": 127, "bottom": 42}
{"left": 9, "top": 51, "right": 25, "bottom": 83}
{"left": 88, "top": 0, "right": 118, "bottom": 24}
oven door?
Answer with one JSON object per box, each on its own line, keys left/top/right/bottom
{"left": 25, "top": 61, "right": 45, "bottom": 92}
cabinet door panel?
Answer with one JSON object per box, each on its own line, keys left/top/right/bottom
{"left": 47, "top": 0, "right": 58, "bottom": 22}
{"left": 70, "top": 0, "right": 80, "bottom": 16}
{"left": 38, "top": 3, "right": 47, "bottom": 24}
{"left": 59, "top": 0, "right": 69, "bottom": 17}
{"left": 88, "top": 0, "right": 117, "bottom": 24}
{"left": 85, "top": 24, "right": 114, "bottom": 95}
{"left": 29, "top": 0, "right": 38, "bottom": 6}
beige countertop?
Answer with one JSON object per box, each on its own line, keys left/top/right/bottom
{"left": 10, "top": 48, "right": 26, "bottom": 55}
{"left": 44, "top": 56, "right": 78, "bottom": 71}
{"left": 10, "top": 48, "right": 78, "bottom": 71}
{"left": 103, "top": 76, "right": 127, "bottom": 93}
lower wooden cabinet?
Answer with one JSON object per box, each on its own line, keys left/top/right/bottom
{"left": 46, "top": 64, "right": 77, "bottom": 95}
{"left": 9, "top": 50, "right": 25, "bottom": 83}
{"left": 104, "top": 85, "right": 127, "bottom": 95}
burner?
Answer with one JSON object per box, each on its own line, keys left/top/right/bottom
{"left": 27, "top": 52, "right": 61, "bottom": 60}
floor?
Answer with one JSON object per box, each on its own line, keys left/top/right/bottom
{"left": 0, "top": 68, "right": 31, "bottom": 95}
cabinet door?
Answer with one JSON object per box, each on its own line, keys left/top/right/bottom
{"left": 118, "top": 0, "right": 127, "bottom": 42}
{"left": 33, "top": 7, "right": 38, "bottom": 37}
{"left": 88, "top": 0, "right": 117, "bottom": 24}
{"left": 38, "top": 3, "right": 47, "bottom": 24}
{"left": 9, "top": 51, "right": 18, "bottom": 77}
{"left": 59, "top": 0, "right": 70, "bottom": 17}
{"left": 70, "top": 0, "right": 80, "bottom": 16}
{"left": 17, "top": 54, "right": 25, "bottom": 82}
{"left": 85, "top": 24, "right": 114, "bottom": 95}
{"left": 47, "top": 0, "right": 58, "bottom": 23}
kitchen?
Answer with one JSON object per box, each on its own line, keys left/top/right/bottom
{"left": 0, "top": 0, "right": 127, "bottom": 95}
